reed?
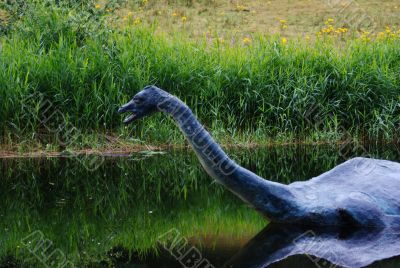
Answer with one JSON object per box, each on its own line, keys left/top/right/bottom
{"left": 0, "top": 0, "right": 399, "bottom": 150}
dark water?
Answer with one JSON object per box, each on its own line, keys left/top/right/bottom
{"left": 1, "top": 144, "right": 400, "bottom": 267}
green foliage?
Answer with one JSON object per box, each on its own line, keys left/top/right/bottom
{"left": 0, "top": 0, "right": 399, "bottom": 148}
{"left": 1, "top": 0, "right": 122, "bottom": 45}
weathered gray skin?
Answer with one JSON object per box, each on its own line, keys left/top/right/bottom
{"left": 118, "top": 85, "right": 400, "bottom": 228}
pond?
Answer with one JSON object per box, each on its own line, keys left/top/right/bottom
{"left": 1, "top": 143, "right": 400, "bottom": 267}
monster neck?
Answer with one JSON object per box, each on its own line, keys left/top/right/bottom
{"left": 160, "top": 96, "right": 300, "bottom": 222}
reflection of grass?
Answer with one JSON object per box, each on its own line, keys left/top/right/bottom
{"left": 0, "top": 151, "right": 266, "bottom": 266}
{"left": 2, "top": 188, "right": 262, "bottom": 266}
{"left": 2, "top": 144, "right": 399, "bottom": 266}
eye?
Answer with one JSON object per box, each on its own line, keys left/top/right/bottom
{"left": 134, "top": 97, "right": 144, "bottom": 104}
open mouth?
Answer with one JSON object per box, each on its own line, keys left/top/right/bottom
{"left": 123, "top": 113, "right": 137, "bottom": 124}
{"left": 118, "top": 102, "right": 140, "bottom": 124}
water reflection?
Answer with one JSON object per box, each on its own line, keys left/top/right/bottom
{"left": 223, "top": 224, "right": 400, "bottom": 268}
{"left": 1, "top": 144, "right": 400, "bottom": 267}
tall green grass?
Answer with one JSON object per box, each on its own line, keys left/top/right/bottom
{"left": 1, "top": 0, "right": 399, "bottom": 149}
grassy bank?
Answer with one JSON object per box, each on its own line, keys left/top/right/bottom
{"left": 1, "top": 1, "right": 400, "bottom": 153}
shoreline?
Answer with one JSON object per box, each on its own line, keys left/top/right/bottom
{"left": 0, "top": 139, "right": 377, "bottom": 159}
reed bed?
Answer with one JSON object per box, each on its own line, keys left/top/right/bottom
{"left": 0, "top": 0, "right": 399, "bottom": 150}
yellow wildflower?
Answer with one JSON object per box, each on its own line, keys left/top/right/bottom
{"left": 181, "top": 16, "right": 187, "bottom": 22}
{"left": 377, "top": 32, "right": 385, "bottom": 39}
{"left": 243, "top": 37, "right": 252, "bottom": 45}
{"left": 172, "top": 12, "right": 177, "bottom": 17}
{"left": 360, "top": 31, "right": 371, "bottom": 42}
{"left": 134, "top": 17, "right": 141, "bottom": 25}
{"left": 128, "top": 11, "right": 133, "bottom": 17}
{"left": 279, "top": 19, "right": 288, "bottom": 29}
{"left": 386, "top": 26, "right": 391, "bottom": 33}
{"left": 236, "top": 4, "right": 246, "bottom": 11}
{"left": 95, "top": 4, "right": 101, "bottom": 9}
{"left": 325, "top": 18, "right": 334, "bottom": 25}
{"left": 281, "top": 37, "right": 287, "bottom": 45}
{"left": 335, "top": 27, "right": 348, "bottom": 34}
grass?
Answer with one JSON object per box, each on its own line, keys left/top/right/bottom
{"left": 118, "top": 0, "right": 400, "bottom": 39}
{"left": 0, "top": 0, "right": 399, "bottom": 153}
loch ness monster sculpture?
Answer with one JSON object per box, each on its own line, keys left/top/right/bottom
{"left": 118, "top": 85, "right": 400, "bottom": 228}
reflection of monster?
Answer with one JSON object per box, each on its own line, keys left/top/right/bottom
{"left": 119, "top": 86, "right": 400, "bottom": 228}
{"left": 223, "top": 224, "right": 400, "bottom": 268}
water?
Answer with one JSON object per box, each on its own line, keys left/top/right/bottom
{"left": 1, "top": 144, "right": 400, "bottom": 267}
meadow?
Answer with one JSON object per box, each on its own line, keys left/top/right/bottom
{"left": 0, "top": 0, "right": 399, "bottom": 153}
{"left": 119, "top": 0, "right": 400, "bottom": 38}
